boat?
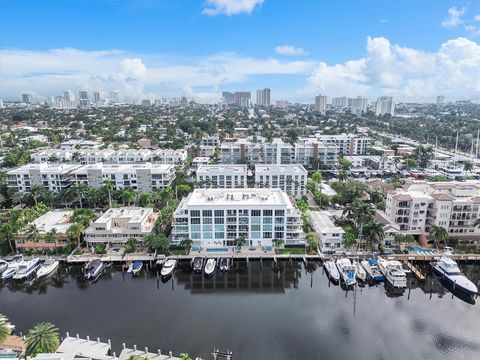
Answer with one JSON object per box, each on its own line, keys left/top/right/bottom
{"left": 432, "top": 253, "right": 478, "bottom": 296}
{"left": 335, "top": 258, "right": 356, "bottom": 286}
{"left": 0, "top": 259, "right": 8, "bottom": 274}
{"left": 13, "top": 257, "right": 40, "bottom": 281}
{"left": 155, "top": 258, "right": 165, "bottom": 268}
{"left": 84, "top": 259, "right": 105, "bottom": 280}
{"left": 160, "top": 258, "right": 176, "bottom": 277}
{"left": 354, "top": 259, "right": 367, "bottom": 282}
{"left": 2, "top": 263, "right": 19, "bottom": 280}
{"left": 191, "top": 257, "right": 204, "bottom": 273}
{"left": 127, "top": 260, "right": 143, "bottom": 275}
{"left": 323, "top": 260, "right": 340, "bottom": 283}
{"left": 361, "top": 258, "right": 385, "bottom": 282}
{"left": 219, "top": 257, "right": 231, "bottom": 272}
{"left": 377, "top": 258, "right": 407, "bottom": 288}
{"left": 36, "top": 259, "right": 59, "bottom": 278}
{"left": 204, "top": 258, "right": 216, "bottom": 276}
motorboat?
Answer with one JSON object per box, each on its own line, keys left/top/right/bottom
{"left": 323, "top": 260, "right": 340, "bottom": 283}
{"left": 204, "top": 258, "right": 216, "bottom": 276}
{"left": 127, "top": 260, "right": 143, "bottom": 275}
{"left": 361, "top": 258, "right": 384, "bottom": 282}
{"left": 219, "top": 257, "right": 231, "bottom": 272}
{"left": 0, "top": 259, "right": 8, "bottom": 274}
{"left": 191, "top": 257, "right": 204, "bottom": 273}
{"left": 160, "top": 258, "right": 177, "bottom": 277}
{"left": 84, "top": 259, "right": 105, "bottom": 280}
{"left": 335, "top": 258, "right": 356, "bottom": 286}
{"left": 13, "top": 257, "right": 40, "bottom": 281}
{"left": 36, "top": 259, "right": 59, "bottom": 278}
{"left": 377, "top": 258, "right": 407, "bottom": 288}
{"left": 2, "top": 263, "right": 19, "bottom": 280}
{"left": 432, "top": 254, "right": 478, "bottom": 296}
{"left": 354, "top": 259, "right": 367, "bottom": 282}
{"left": 155, "top": 258, "right": 165, "bottom": 268}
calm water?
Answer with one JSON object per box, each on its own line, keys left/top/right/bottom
{"left": 1, "top": 261, "right": 480, "bottom": 360}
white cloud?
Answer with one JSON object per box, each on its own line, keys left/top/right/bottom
{"left": 442, "top": 6, "right": 466, "bottom": 27}
{"left": 465, "top": 25, "right": 480, "bottom": 37}
{"left": 475, "top": 14, "right": 480, "bottom": 21}
{"left": 0, "top": 48, "right": 314, "bottom": 103}
{"left": 202, "top": 0, "right": 263, "bottom": 16}
{"left": 306, "top": 36, "right": 480, "bottom": 101}
{"left": 275, "top": 45, "right": 308, "bottom": 56}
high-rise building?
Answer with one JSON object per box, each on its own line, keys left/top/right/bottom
{"left": 78, "top": 91, "right": 90, "bottom": 107}
{"left": 21, "top": 93, "right": 33, "bottom": 104}
{"left": 63, "top": 90, "right": 75, "bottom": 102}
{"left": 93, "top": 91, "right": 101, "bottom": 104}
{"left": 331, "top": 96, "right": 348, "bottom": 108}
{"left": 275, "top": 100, "right": 289, "bottom": 109}
{"left": 349, "top": 96, "right": 368, "bottom": 116}
{"left": 110, "top": 91, "right": 121, "bottom": 104}
{"left": 256, "top": 88, "right": 271, "bottom": 106}
{"left": 314, "top": 94, "right": 327, "bottom": 114}
{"left": 437, "top": 95, "right": 445, "bottom": 105}
{"left": 222, "top": 92, "right": 235, "bottom": 104}
{"left": 375, "top": 96, "right": 394, "bottom": 116}
{"left": 234, "top": 91, "right": 251, "bottom": 107}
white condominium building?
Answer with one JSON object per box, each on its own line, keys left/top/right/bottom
{"left": 201, "top": 136, "right": 219, "bottom": 147}
{"left": 294, "top": 138, "right": 338, "bottom": 169}
{"left": 73, "top": 163, "right": 175, "bottom": 192}
{"left": 309, "top": 211, "right": 345, "bottom": 254}
{"left": 385, "top": 181, "right": 480, "bottom": 246}
{"left": 350, "top": 96, "right": 368, "bottom": 116}
{"left": 309, "top": 134, "right": 371, "bottom": 155}
{"left": 315, "top": 95, "right": 327, "bottom": 114}
{"left": 30, "top": 148, "right": 187, "bottom": 165}
{"left": 255, "top": 164, "right": 307, "bottom": 198}
{"left": 171, "top": 188, "right": 304, "bottom": 248}
{"left": 196, "top": 165, "right": 247, "bottom": 188}
{"left": 85, "top": 207, "right": 158, "bottom": 245}
{"left": 7, "top": 163, "right": 80, "bottom": 192}
{"left": 220, "top": 137, "right": 294, "bottom": 165}
{"left": 375, "top": 96, "right": 395, "bottom": 116}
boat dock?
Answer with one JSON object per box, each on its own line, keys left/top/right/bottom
{"left": 402, "top": 260, "right": 426, "bottom": 281}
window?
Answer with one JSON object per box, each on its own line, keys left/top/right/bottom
{"left": 191, "top": 225, "right": 201, "bottom": 232}
{"left": 275, "top": 210, "right": 285, "bottom": 216}
{"left": 215, "top": 217, "right": 224, "bottom": 224}
{"left": 215, "top": 232, "right": 224, "bottom": 239}
{"left": 251, "top": 210, "right": 261, "bottom": 216}
{"left": 263, "top": 232, "right": 272, "bottom": 239}
{"left": 202, "top": 210, "right": 212, "bottom": 217}
{"left": 215, "top": 225, "right": 225, "bottom": 232}
{"left": 202, "top": 218, "right": 212, "bottom": 224}
{"left": 215, "top": 210, "right": 224, "bottom": 217}
{"left": 263, "top": 224, "right": 272, "bottom": 231}
{"left": 191, "top": 218, "right": 200, "bottom": 224}
{"left": 191, "top": 232, "right": 201, "bottom": 239}
{"left": 203, "top": 225, "right": 213, "bottom": 232}
{"left": 263, "top": 210, "right": 273, "bottom": 216}
{"left": 191, "top": 210, "right": 200, "bottom": 217}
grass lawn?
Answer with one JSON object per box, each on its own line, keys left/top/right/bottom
{"left": 169, "top": 248, "right": 188, "bottom": 255}
{"left": 276, "top": 248, "right": 306, "bottom": 255}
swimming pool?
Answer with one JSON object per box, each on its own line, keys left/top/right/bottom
{"left": 409, "top": 246, "right": 436, "bottom": 255}
{"left": 206, "top": 248, "right": 229, "bottom": 253}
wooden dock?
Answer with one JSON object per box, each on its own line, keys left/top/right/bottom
{"left": 402, "top": 260, "right": 425, "bottom": 281}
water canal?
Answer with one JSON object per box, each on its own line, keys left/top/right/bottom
{"left": 1, "top": 261, "right": 479, "bottom": 360}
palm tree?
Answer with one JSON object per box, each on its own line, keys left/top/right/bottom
{"left": 430, "top": 225, "right": 448, "bottom": 249}
{"left": 26, "top": 223, "right": 40, "bottom": 252}
{"left": 45, "top": 228, "right": 58, "bottom": 250}
{"left": 463, "top": 161, "right": 473, "bottom": 174}
{"left": 121, "top": 189, "right": 135, "bottom": 206}
{"left": 29, "top": 185, "right": 46, "bottom": 206}
{"left": 102, "top": 180, "right": 115, "bottom": 208}
{"left": 72, "top": 182, "right": 89, "bottom": 208}
{"left": 25, "top": 322, "right": 60, "bottom": 356}
{"left": 363, "top": 220, "right": 385, "bottom": 249}
{"left": 180, "top": 239, "right": 193, "bottom": 253}
{"left": 86, "top": 187, "right": 102, "bottom": 209}
{"left": 67, "top": 222, "right": 85, "bottom": 248}
{"left": 138, "top": 192, "right": 152, "bottom": 207}
{"left": 0, "top": 223, "right": 17, "bottom": 253}
{"left": 0, "top": 314, "right": 12, "bottom": 343}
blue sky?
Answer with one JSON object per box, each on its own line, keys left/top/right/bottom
{"left": 1, "top": 0, "right": 480, "bottom": 103}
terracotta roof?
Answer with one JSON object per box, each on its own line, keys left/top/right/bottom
{"left": 430, "top": 193, "right": 455, "bottom": 201}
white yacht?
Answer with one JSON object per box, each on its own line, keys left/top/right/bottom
{"left": 37, "top": 259, "right": 59, "bottom": 278}
{"left": 324, "top": 260, "right": 340, "bottom": 283}
{"left": 432, "top": 254, "right": 478, "bottom": 296}
{"left": 160, "top": 258, "right": 177, "bottom": 277}
{"left": 336, "top": 258, "right": 356, "bottom": 286}
{"left": 204, "top": 258, "right": 216, "bottom": 276}
{"left": 377, "top": 258, "right": 407, "bottom": 288}
{"left": 13, "top": 258, "right": 40, "bottom": 281}
{"left": 0, "top": 259, "right": 8, "bottom": 274}
{"left": 361, "top": 258, "right": 384, "bottom": 282}
{"left": 354, "top": 259, "right": 367, "bottom": 282}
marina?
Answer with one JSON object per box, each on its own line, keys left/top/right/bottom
{"left": 1, "top": 260, "right": 479, "bottom": 360}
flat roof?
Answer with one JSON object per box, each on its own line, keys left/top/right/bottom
{"left": 56, "top": 336, "right": 111, "bottom": 360}
{"left": 255, "top": 164, "right": 307, "bottom": 174}
{"left": 30, "top": 210, "right": 74, "bottom": 234}
{"left": 90, "top": 207, "right": 154, "bottom": 225}
{"left": 73, "top": 163, "right": 173, "bottom": 172}
{"left": 197, "top": 164, "right": 247, "bottom": 175}
{"left": 184, "top": 188, "right": 293, "bottom": 207}
{"left": 309, "top": 211, "right": 345, "bottom": 234}
{"left": 8, "top": 163, "right": 80, "bottom": 174}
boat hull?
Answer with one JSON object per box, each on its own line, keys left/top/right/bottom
{"left": 432, "top": 265, "right": 477, "bottom": 296}
{"left": 37, "top": 261, "right": 59, "bottom": 278}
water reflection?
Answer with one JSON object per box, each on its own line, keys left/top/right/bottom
{"left": 1, "top": 260, "right": 479, "bottom": 360}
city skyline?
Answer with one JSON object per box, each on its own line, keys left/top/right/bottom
{"left": 1, "top": 0, "right": 480, "bottom": 103}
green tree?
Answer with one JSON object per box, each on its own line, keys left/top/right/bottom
{"left": 272, "top": 238, "right": 284, "bottom": 248}
{"left": 463, "top": 161, "right": 473, "bottom": 173}
{"left": 176, "top": 184, "right": 191, "bottom": 198}
{"left": 180, "top": 354, "right": 192, "bottom": 360}
{"left": 125, "top": 237, "right": 137, "bottom": 253}
{"left": 72, "top": 182, "right": 89, "bottom": 208}
{"left": 430, "top": 225, "right": 448, "bottom": 249}
{"left": 180, "top": 238, "right": 193, "bottom": 252}
{"left": 121, "top": 189, "right": 135, "bottom": 206}
{"left": 363, "top": 220, "right": 385, "bottom": 249}
{"left": 305, "top": 233, "right": 318, "bottom": 253}
{"left": 138, "top": 192, "right": 152, "bottom": 207}
{"left": 25, "top": 322, "right": 60, "bottom": 356}
{"left": 143, "top": 234, "right": 170, "bottom": 253}
{"left": 0, "top": 314, "right": 12, "bottom": 343}
{"left": 342, "top": 226, "right": 357, "bottom": 248}
{"left": 26, "top": 223, "right": 40, "bottom": 251}
{"left": 67, "top": 222, "right": 85, "bottom": 248}
{"left": 234, "top": 236, "right": 246, "bottom": 248}
{"left": 102, "top": 180, "right": 115, "bottom": 208}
